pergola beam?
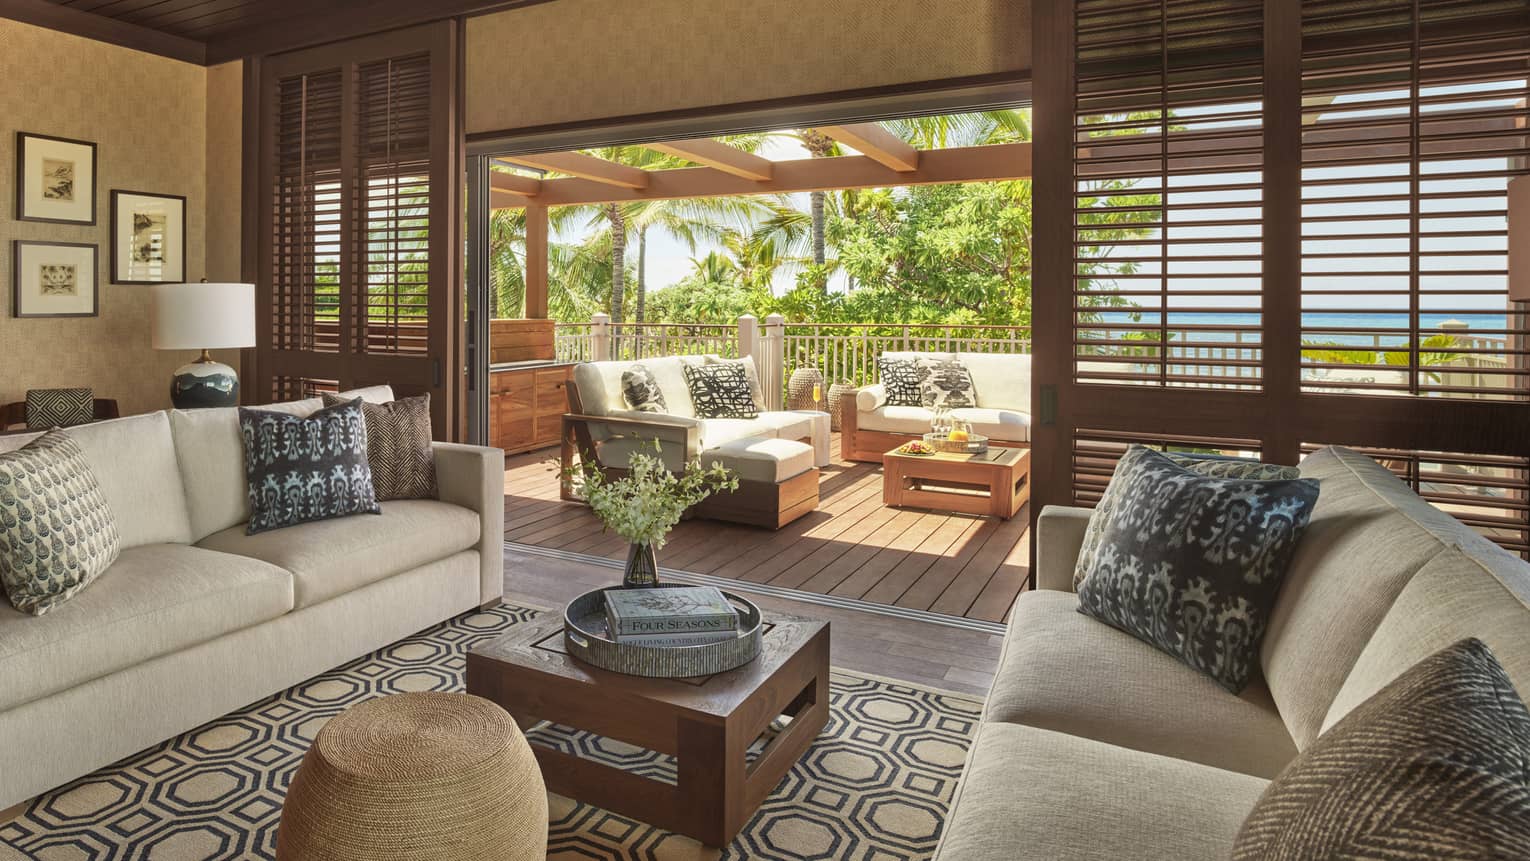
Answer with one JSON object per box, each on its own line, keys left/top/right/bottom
{"left": 502, "top": 151, "right": 650, "bottom": 190}
{"left": 491, "top": 171, "right": 543, "bottom": 197}
{"left": 490, "top": 143, "right": 1031, "bottom": 210}
{"left": 815, "top": 123, "right": 920, "bottom": 172}
{"left": 644, "top": 138, "right": 775, "bottom": 181}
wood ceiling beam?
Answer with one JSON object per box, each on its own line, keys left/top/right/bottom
{"left": 644, "top": 138, "right": 774, "bottom": 181}
{"left": 492, "top": 142, "right": 1030, "bottom": 210}
{"left": 502, "top": 151, "right": 650, "bottom": 190}
{"left": 0, "top": 0, "right": 207, "bottom": 64}
{"left": 814, "top": 123, "right": 920, "bottom": 172}
{"left": 491, "top": 171, "right": 542, "bottom": 197}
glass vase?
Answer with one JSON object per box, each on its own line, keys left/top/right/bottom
{"left": 623, "top": 542, "right": 660, "bottom": 589}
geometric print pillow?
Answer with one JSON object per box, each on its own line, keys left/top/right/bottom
{"left": 238, "top": 399, "right": 381, "bottom": 534}
{"left": 25, "top": 388, "right": 94, "bottom": 429}
{"left": 878, "top": 356, "right": 928, "bottom": 407}
{"left": 681, "top": 362, "right": 758, "bottom": 419}
{"left": 1233, "top": 638, "right": 1530, "bottom": 860}
{"left": 0, "top": 430, "right": 120, "bottom": 615}
{"left": 322, "top": 393, "right": 437, "bottom": 501}
{"left": 916, "top": 357, "right": 976, "bottom": 409}
{"left": 1076, "top": 446, "right": 1320, "bottom": 693}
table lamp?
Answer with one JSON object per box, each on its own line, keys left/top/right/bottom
{"left": 151, "top": 281, "right": 256, "bottom": 409}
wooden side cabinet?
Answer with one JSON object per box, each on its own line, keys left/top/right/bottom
{"left": 488, "top": 363, "right": 574, "bottom": 459}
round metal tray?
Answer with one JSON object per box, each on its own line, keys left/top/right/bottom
{"left": 563, "top": 587, "right": 763, "bottom": 678}
{"left": 922, "top": 432, "right": 990, "bottom": 454}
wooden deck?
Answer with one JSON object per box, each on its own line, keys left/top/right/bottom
{"left": 502, "top": 432, "right": 1030, "bottom": 623}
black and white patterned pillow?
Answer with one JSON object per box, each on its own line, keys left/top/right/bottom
{"left": 0, "top": 430, "right": 120, "bottom": 615}
{"left": 322, "top": 393, "right": 437, "bottom": 501}
{"left": 1076, "top": 445, "right": 1320, "bottom": 693}
{"left": 878, "top": 357, "right": 927, "bottom": 407}
{"left": 239, "top": 399, "right": 381, "bottom": 534}
{"left": 1234, "top": 639, "right": 1530, "bottom": 860}
{"left": 1073, "top": 452, "right": 1302, "bottom": 589}
{"left": 916, "top": 357, "right": 976, "bottom": 409}
{"left": 620, "top": 364, "right": 667, "bottom": 413}
{"left": 682, "top": 362, "right": 758, "bottom": 419}
{"left": 25, "top": 388, "right": 94, "bottom": 429}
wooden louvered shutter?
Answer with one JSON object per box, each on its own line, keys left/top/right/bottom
{"left": 255, "top": 23, "right": 462, "bottom": 437}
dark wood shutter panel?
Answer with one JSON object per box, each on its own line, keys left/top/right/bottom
{"left": 271, "top": 69, "right": 344, "bottom": 355}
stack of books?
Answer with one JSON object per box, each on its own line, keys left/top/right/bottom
{"left": 605, "top": 586, "right": 741, "bottom": 648}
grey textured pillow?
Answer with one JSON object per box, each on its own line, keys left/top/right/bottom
{"left": 1073, "top": 450, "right": 1302, "bottom": 590}
{"left": 322, "top": 393, "right": 437, "bottom": 501}
{"left": 1076, "top": 446, "right": 1319, "bottom": 693}
{"left": 239, "top": 399, "right": 380, "bottom": 534}
{"left": 917, "top": 357, "right": 977, "bottom": 409}
{"left": 1234, "top": 639, "right": 1530, "bottom": 859}
{"left": 0, "top": 430, "right": 120, "bottom": 615}
{"left": 620, "top": 364, "right": 667, "bottom": 413}
{"left": 877, "top": 357, "right": 927, "bottom": 407}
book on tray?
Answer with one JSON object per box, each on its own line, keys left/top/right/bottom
{"left": 605, "top": 586, "right": 741, "bottom": 647}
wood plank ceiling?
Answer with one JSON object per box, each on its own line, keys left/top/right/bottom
{"left": 39, "top": 0, "right": 338, "bottom": 42}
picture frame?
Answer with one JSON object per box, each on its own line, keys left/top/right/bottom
{"left": 12, "top": 240, "right": 99, "bottom": 318}
{"left": 110, "top": 190, "right": 187, "bottom": 284}
{"left": 15, "top": 132, "right": 97, "bottom": 225}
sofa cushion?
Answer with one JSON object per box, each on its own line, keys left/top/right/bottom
{"left": 239, "top": 400, "right": 380, "bottom": 534}
{"left": 697, "top": 417, "right": 776, "bottom": 449}
{"left": 1262, "top": 445, "right": 1474, "bottom": 748}
{"left": 949, "top": 407, "right": 1031, "bottom": 443}
{"left": 0, "top": 543, "right": 293, "bottom": 711}
{"left": 573, "top": 357, "right": 698, "bottom": 419}
{"left": 706, "top": 437, "right": 815, "bottom": 483}
{"left": 916, "top": 356, "right": 977, "bottom": 409}
{"left": 877, "top": 356, "right": 930, "bottom": 406}
{"left": 620, "top": 364, "right": 667, "bottom": 412}
{"left": 197, "top": 500, "right": 480, "bottom": 609}
{"left": 859, "top": 404, "right": 936, "bottom": 434}
{"left": 322, "top": 393, "right": 438, "bottom": 502}
{"left": 683, "top": 362, "right": 758, "bottom": 419}
{"left": 987, "top": 591, "right": 1297, "bottom": 778}
{"left": 935, "top": 722, "right": 1268, "bottom": 861}
{"left": 957, "top": 351, "right": 1029, "bottom": 411}
{"left": 746, "top": 411, "right": 816, "bottom": 443}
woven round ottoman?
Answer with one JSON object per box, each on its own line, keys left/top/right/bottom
{"left": 276, "top": 692, "right": 547, "bottom": 861}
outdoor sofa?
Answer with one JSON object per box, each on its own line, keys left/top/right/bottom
{"left": 842, "top": 351, "right": 1031, "bottom": 462}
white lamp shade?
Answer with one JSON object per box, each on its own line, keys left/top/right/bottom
{"left": 151, "top": 282, "right": 256, "bottom": 351}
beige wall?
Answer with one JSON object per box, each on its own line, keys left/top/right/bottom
{"left": 465, "top": 0, "right": 1030, "bottom": 134}
{"left": 0, "top": 20, "right": 241, "bottom": 419}
{"left": 205, "top": 61, "right": 244, "bottom": 283}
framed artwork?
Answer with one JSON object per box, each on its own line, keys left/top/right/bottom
{"left": 15, "top": 132, "right": 97, "bottom": 225}
{"left": 111, "top": 190, "right": 186, "bottom": 284}
{"left": 12, "top": 240, "right": 99, "bottom": 318}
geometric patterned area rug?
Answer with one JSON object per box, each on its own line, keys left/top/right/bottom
{"left": 0, "top": 604, "right": 982, "bottom": 861}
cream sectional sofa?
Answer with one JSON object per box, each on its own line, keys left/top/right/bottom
{"left": 0, "top": 386, "right": 504, "bottom": 809}
{"left": 935, "top": 445, "right": 1530, "bottom": 860}
{"left": 842, "top": 351, "right": 1031, "bottom": 462}
{"left": 565, "top": 356, "right": 826, "bottom": 528}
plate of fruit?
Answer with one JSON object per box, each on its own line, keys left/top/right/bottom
{"left": 896, "top": 440, "right": 936, "bottom": 456}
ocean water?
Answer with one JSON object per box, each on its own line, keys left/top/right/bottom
{"left": 1087, "top": 311, "right": 1514, "bottom": 346}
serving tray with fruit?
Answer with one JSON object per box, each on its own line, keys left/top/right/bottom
{"left": 921, "top": 432, "right": 990, "bottom": 454}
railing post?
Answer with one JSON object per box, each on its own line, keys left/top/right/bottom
{"left": 592, "top": 312, "right": 611, "bottom": 362}
{"left": 764, "top": 314, "right": 786, "bottom": 410}
{"left": 737, "top": 314, "right": 759, "bottom": 370}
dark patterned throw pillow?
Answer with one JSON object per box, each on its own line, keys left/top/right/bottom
{"left": 877, "top": 356, "right": 929, "bottom": 407}
{"left": 0, "top": 431, "right": 120, "bottom": 615}
{"left": 916, "top": 357, "right": 977, "bottom": 409}
{"left": 1076, "top": 446, "right": 1319, "bottom": 693}
{"left": 1233, "top": 639, "right": 1530, "bottom": 860}
{"left": 239, "top": 399, "right": 381, "bottom": 534}
{"left": 682, "top": 362, "right": 758, "bottom": 419}
{"left": 1073, "top": 451, "right": 1303, "bottom": 589}
{"left": 620, "top": 364, "right": 667, "bottom": 413}
{"left": 25, "top": 388, "right": 94, "bottom": 429}
{"left": 322, "top": 393, "right": 437, "bottom": 501}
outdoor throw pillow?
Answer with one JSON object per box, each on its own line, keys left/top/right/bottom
{"left": 239, "top": 399, "right": 380, "bottom": 534}
{"left": 25, "top": 388, "right": 94, "bottom": 429}
{"left": 0, "top": 430, "right": 120, "bottom": 615}
{"left": 704, "top": 355, "right": 767, "bottom": 412}
{"left": 1076, "top": 445, "right": 1319, "bottom": 693}
{"left": 1233, "top": 638, "right": 1530, "bottom": 860}
{"left": 917, "top": 357, "right": 977, "bottom": 409}
{"left": 1072, "top": 451, "right": 1303, "bottom": 590}
{"left": 683, "top": 362, "right": 758, "bottom": 419}
{"left": 620, "top": 364, "right": 668, "bottom": 413}
{"left": 322, "top": 393, "right": 437, "bottom": 501}
{"left": 878, "top": 356, "right": 927, "bottom": 407}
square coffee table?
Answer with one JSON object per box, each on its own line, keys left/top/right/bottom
{"left": 883, "top": 444, "right": 1031, "bottom": 519}
{"left": 467, "top": 611, "right": 830, "bottom": 847}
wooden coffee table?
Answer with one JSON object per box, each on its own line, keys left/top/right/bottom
{"left": 466, "top": 612, "right": 830, "bottom": 847}
{"left": 883, "top": 444, "right": 1031, "bottom": 519}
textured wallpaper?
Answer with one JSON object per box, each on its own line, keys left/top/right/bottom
{"left": 0, "top": 20, "right": 241, "bottom": 419}
{"left": 465, "top": 0, "right": 1031, "bottom": 134}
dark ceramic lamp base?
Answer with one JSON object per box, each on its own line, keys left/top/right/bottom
{"left": 171, "top": 352, "right": 239, "bottom": 409}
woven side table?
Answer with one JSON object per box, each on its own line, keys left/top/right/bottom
{"left": 276, "top": 692, "right": 547, "bottom": 861}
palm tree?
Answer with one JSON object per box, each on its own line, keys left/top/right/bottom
{"left": 794, "top": 129, "right": 838, "bottom": 265}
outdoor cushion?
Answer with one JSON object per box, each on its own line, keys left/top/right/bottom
{"left": 572, "top": 356, "right": 699, "bottom": 419}
{"left": 855, "top": 384, "right": 888, "bottom": 412}
{"left": 957, "top": 351, "right": 1030, "bottom": 411}
{"left": 859, "top": 405, "right": 937, "bottom": 434}
{"left": 197, "top": 500, "right": 480, "bottom": 609}
{"left": 988, "top": 591, "right": 1297, "bottom": 778}
{"left": 697, "top": 417, "right": 777, "bottom": 450}
{"left": 936, "top": 722, "right": 1268, "bottom": 861}
{"left": 705, "top": 437, "right": 815, "bottom": 484}
{"left": 949, "top": 407, "right": 1031, "bottom": 442}
{"left": 749, "top": 411, "right": 817, "bottom": 443}
{"left": 0, "top": 543, "right": 294, "bottom": 712}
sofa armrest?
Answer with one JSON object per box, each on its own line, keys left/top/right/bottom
{"left": 586, "top": 411, "right": 702, "bottom": 459}
{"left": 433, "top": 442, "right": 504, "bottom": 607}
{"left": 1036, "top": 505, "right": 1093, "bottom": 592}
{"left": 856, "top": 384, "right": 888, "bottom": 412}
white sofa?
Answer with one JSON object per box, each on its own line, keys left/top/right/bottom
{"left": 843, "top": 351, "right": 1031, "bottom": 462}
{"left": 0, "top": 386, "right": 504, "bottom": 809}
{"left": 934, "top": 445, "right": 1530, "bottom": 860}
{"left": 566, "top": 356, "right": 825, "bottom": 528}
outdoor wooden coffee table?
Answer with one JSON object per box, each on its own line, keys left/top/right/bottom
{"left": 883, "top": 444, "right": 1031, "bottom": 519}
{"left": 466, "top": 611, "right": 830, "bottom": 847}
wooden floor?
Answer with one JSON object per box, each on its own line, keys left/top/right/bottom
{"left": 502, "top": 432, "right": 1031, "bottom": 623}
{"left": 503, "top": 548, "right": 1005, "bottom": 697}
